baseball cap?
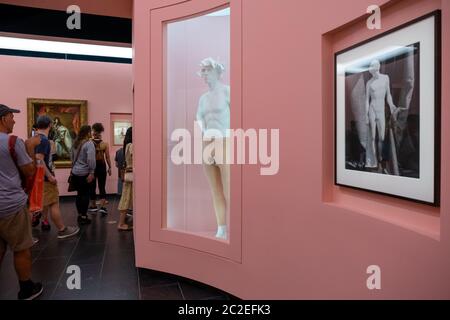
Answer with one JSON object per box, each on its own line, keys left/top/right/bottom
{"left": 36, "top": 115, "right": 53, "bottom": 129}
{"left": 0, "top": 104, "right": 20, "bottom": 117}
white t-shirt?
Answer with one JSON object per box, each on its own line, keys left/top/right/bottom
{"left": 0, "top": 133, "right": 32, "bottom": 218}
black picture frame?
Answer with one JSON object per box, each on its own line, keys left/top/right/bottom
{"left": 334, "top": 10, "right": 441, "bottom": 206}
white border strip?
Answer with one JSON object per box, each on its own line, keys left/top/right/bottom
{"left": 0, "top": 36, "right": 132, "bottom": 59}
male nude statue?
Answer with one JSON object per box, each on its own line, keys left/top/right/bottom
{"left": 365, "top": 60, "right": 399, "bottom": 172}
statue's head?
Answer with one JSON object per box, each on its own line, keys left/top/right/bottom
{"left": 197, "top": 57, "right": 225, "bottom": 84}
{"left": 369, "top": 60, "right": 381, "bottom": 76}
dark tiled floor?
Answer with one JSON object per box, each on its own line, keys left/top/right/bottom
{"left": 0, "top": 196, "right": 234, "bottom": 300}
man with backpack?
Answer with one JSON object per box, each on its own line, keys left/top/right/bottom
{"left": 34, "top": 115, "right": 79, "bottom": 239}
{"left": 0, "top": 104, "right": 43, "bottom": 300}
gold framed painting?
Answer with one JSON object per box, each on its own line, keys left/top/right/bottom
{"left": 27, "top": 98, "right": 88, "bottom": 168}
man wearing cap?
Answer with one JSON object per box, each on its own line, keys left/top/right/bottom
{"left": 0, "top": 104, "right": 43, "bottom": 300}
{"left": 34, "top": 115, "right": 79, "bottom": 239}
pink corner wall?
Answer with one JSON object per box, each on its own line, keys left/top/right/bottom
{"left": 133, "top": 0, "right": 450, "bottom": 299}
{"left": 0, "top": 0, "right": 132, "bottom": 18}
{"left": 0, "top": 55, "right": 133, "bottom": 196}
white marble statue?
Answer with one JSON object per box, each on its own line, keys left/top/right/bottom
{"left": 196, "top": 57, "right": 230, "bottom": 240}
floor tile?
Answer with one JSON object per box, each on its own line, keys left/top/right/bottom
{"left": 138, "top": 268, "right": 179, "bottom": 288}
{"left": 31, "top": 256, "right": 69, "bottom": 283}
{"left": 98, "top": 281, "right": 139, "bottom": 300}
{"left": 37, "top": 237, "right": 79, "bottom": 259}
{"left": 140, "top": 284, "right": 184, "bottom": 300}
{"left": 68, "top": 243, "right": 106, "bottom": 265}
{"left": 179, "top": 279, "right": 229, "bottom": 300}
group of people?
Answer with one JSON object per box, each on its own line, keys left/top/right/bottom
{"left": 0, "top": 56, "right": 227, "bottom": 301}
{"left": 70, "top": 122, "right": 133, "bottom": 231}
{"left": 0, "top": 104, "right": 48, "bottom": 300}
{"left": 0, "top": 104, "right": 134, "bottom": 300}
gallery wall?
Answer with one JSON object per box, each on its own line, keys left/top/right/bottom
{"left": 0, "top": 54, "right": 133, "bottom": 196}
{"left": 134, "top": 0, "right": 450, "bottom": 299}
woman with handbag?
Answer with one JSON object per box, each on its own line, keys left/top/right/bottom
{"left": 70, "top": 125, "right": 96, "bottom": 225}
{"left": 117, "top": 127, "right": 133, "bottom": 231}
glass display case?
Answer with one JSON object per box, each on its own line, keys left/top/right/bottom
{"left": 165, "top": 8, "right": 231, "bottom": 240}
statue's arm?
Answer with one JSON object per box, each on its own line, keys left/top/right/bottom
{"left": 385, "top": 76, "right": 397, "bottom": 114}
{"left": 365, "top": 81, "right": 371, "bottom": 124}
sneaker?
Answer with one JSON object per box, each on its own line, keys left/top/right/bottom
{"left": 57, "top": 226, "right": 80, "bottom": 239}
{"left": 18, "top": 282, "right": 43, "bottom": 300}
{"left": 88, "top": 206, "right": 98, "bottom": 212}
{"left": 99, "top": 207, "right": 108, "bottom": 215}
{"left": 77, "top": 215, "right": 92, "bottom": 225}
{"left": 41, "top": 220, "right": 51, "bottom": 231}
{"left": 31, "top": 211, "right": 42, "bottom": 227}
{"left": 32, "top": 237, "right": 39, "bottom": 246}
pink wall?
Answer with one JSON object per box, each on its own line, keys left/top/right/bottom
{"left": 166, "top": 15, "right": 230, "bottom": 233}
{"left": 0, "top": 0, "right": 132, "bottom": 18}
{"left": 0, "top": 55, "right": 133, "bottom": 196}
{"left": 134, "top": 0, "right": 450, "bottom": 299}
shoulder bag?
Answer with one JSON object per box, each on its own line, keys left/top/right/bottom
{"left": 67, "top": 141, "right": 86, "bottom": 192}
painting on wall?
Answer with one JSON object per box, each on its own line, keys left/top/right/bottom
{"left": 27, "top": 98, "right": 88, "bottom": 168}
{"left": 111, "top": 113, "right": 132, "bottom": 146}
{"left": 334, "top": 11, "right": 441, "bottom": 205}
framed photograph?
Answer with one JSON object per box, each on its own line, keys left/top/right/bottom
{"left": 111, "top": 113, "right": 132, "bottom": 146}
{"left": 335, "top": 11, "right": 441, "bottom": 205}
{"left": 27, "top": 98, "right": 88, "bottom": 168}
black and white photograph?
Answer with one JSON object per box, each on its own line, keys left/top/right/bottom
{"left": 335, "top": 11, "right": 440, "bottom": 205}
{"left": 344, "top": 43, "right": 420, "bottom": 178}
